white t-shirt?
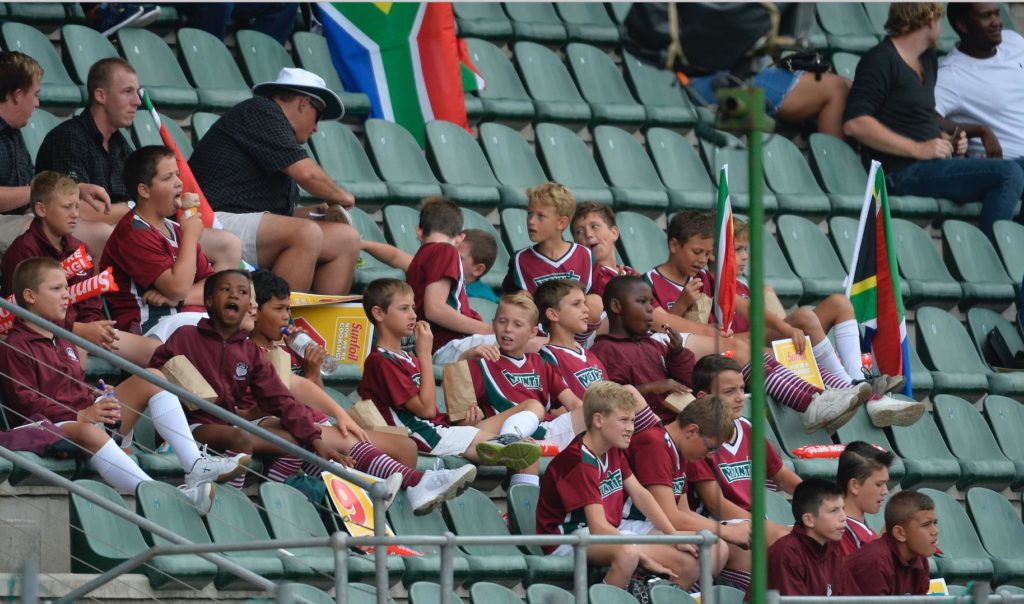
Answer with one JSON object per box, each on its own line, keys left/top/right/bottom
{"left": 935, "top": 30, "right": 1024, "bottom": 160}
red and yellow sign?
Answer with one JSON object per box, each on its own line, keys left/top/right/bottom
{"left": 322, "top": 471, "right": 420, "bottom": 556}
{"left": 771, "top": 335, "right": 825, "bottom": 390}
{"left": 290, "top": 293, "right": 374, "bottom": 371}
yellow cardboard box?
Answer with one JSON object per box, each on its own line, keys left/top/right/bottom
{"left": 289, "top": 293, "right": 374, "bottom": 372}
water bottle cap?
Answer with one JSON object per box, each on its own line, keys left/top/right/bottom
{"left": 280, "top": 326, "right": 290, "bottom": 335}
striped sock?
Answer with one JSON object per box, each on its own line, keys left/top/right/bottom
{"left": 819, "top": 367, "right": 852, "bottom": 389}
{"left": 267, "top": 456, "right": 302, "bottom": 483}
{"left": 746, "top": 353, "right": 822, "bottom": 413}
{"left": 633, "top": 405, "right": 662, "bottom": 432}
{"left": 349, "top": 441, "right": 422, "bottom": 488}
{"left": 301, "top": 461, "right": 323, "bottom": 477}
{"left": 718, "top": 569, "right": 752, "bottom": 592}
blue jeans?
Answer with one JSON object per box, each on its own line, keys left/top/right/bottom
{"left": 887, "top": 158, "right": 1024, "bottom": 239}
{"left": 184, "top": 3, "right": 297, "bottom": 45}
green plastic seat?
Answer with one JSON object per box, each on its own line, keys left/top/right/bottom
{"left": 761, "top": 226, "right": 805, "bottom": 307}
{"left": 134, "top": 480, "right": 218, "bottom": 589}
{"left": 446, "top": 488, "right": 565, "bottom": 587}
{"left": 831, "top": 51, "right": 860, "bottom": 80}
{"left": 762, "top": 134, "right": 833, "bottom": 215}
{"left": 61, "top": 24, "right": 119, "bottom": 91}
{"left": 292, "top": 31, "right": 372, "bottom": 116}
{"left": 116, "top": 28, "right": 198, "bottom": 112}
{"left": 555, "top": 3, "right": 620, "bottom": 45}
{"left": 501, "top": 208, "right": 532, "bottom": 254}
{"left": 765, "top": 395, "right": 839, "bottom": 481}
{"left": 204, "top": 485, "right": 285, "bottom": 589}
{"left": 942, "top": 220, "right": 1017, "bottom": 309}
{"left": 1, "top": 23, "right": 81, "bottom": 110}
{"left": 382, "top": 204, "right": 421, "bottom": 256}
{"left": 470, "top": 297, "right": 498, "bottom": 324}
{"left": 645, "top": 128, "right": 715, "bottom": 212}
{"left": 764, "top": 488, "right": 793, "bottom": 526}
{"left": 348, "top": 207, "right": 406, "bottom": 291}
{"left": 992, "top": 220, "right": 1024, "bottom": 296}
{"left": 387, "top": 491, "right": 471, "bottom": 588}
{"left": 258, "top": 481, "right": 403, "bottom": 586}
{"left": 236, "top": 29, "right": 294, "bottom": 87}
{"left": 966, "top": 307, "right": 1024, "bottom": 371}
{"left": 827, "top": 215, "right": 911, "bottom": 294}
{"left": 190, "top": 111, "right": 219, "bottom": 145}
{"left": 346, "top": 583, "right": 398, "bottom": 604}
{"left": 808, "top": 133, "right": 940, "bottom": 217}
{"left": 410, "top": 581, "right": 466, "bottom": 604}
{"left": 425, "top": 120, "right": 502, "bottom": 209}
{"left": 365, "top": 119, "right": 445, "bottom": 204}
{"left": 8, "top": 451, "right": 79, "bottom": 486}
{"left": 698, "top": 134, "right": 779, "bottom": 214}
{"left": 534, "top": 122, "right": 613, "bottom": 205}
{"left": 919, "top": 488, "right": 995, "bottom": 582}
{"left": 566, "top": 43, "right": 645, "bottom": 129}
{"left": 892, "top": 219, "right": 963, "bottom": 308}
{"left": 775, "top": 214, "right": 848, "bottom": 303}
{"left": 982, "top": 395, "right": 1024, "bottom": 491}
{"left": 906, "top": 341, "right": 935, "bottom": 401}
{"left": 527, "top": 583, "right": 575, "bottom": 604}
{"left": 514, "top": 42, "right": 590, "bottom": 129}
{"left": 887, "top": 402, "right": 961, "bottom": 490}
{"left": 480, "top": 123, "right": 548, "bottom": 207}
{"left": 862, "top": 2, "right": 891, "bottom": 39}
{"left": 590, "top": 584, "right": 641, "bottom": 603}
{"left": 69, "top": 479, "right": 150, "bottom": 574}
{"left": 454, "top": 3, "right": 514, "bottom": 40}
{"left": 462, "top": 207, "right": 510, "bottom": 291}
{"left": 308, "top": 121, "right": 390, "bottom": 207}
{"left": 834, "top": 407, "right": 905, "bottom": 485}
{"left": 650, "top": 584, "right": 696, "bottom": 604}
{"left": 504, "top": 2, "right": 568, "bottom": 43}
{"left": 465, "top": 39, "right": 535, "bottom": 129}
{"left": 175, "top": 28, "right": 252, "bottom": 112}
{"left": 998, "top": 585, "right": 1024, "bottom": 596}
{"left": 933, "top": 395, "right": 1016, "bottom": 491}
{"left": 472, "top": 582, "right": 528, "bottom": 604}
{"left": 918, "top": 306, "right": 1024, "bottom": 396}
{"left": 615, "top": 211, "right": 666, "bottom": 274}
{"left": 284, "top": 584, "right": 335, "bottom": 604}
{"left": 132, "top": 110, "right": 191, "bottom": 158}
{"left": 621, "top": 51, "right": 697, "bottom": 129}
{"left": 712, "top": 585, "right": 746, "bottom": 604}
{"left": 507, "top": 483, "right": 543, "bottom": 555}
{"left": 816, "top": 3, "right": 880, "bottom": 53}
{"left": 7, "top": 3, "right": 65, "bottom": 27}
{"left": 22, "top": 108, "right": 61, "bottom": 164}
{"left": 592, "top": 125, "right": 668, "bottom": 212}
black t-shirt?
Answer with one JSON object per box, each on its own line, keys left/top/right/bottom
{"left": 0, "top": 117, "right": 33, "bottom": 215}
{"left": 34, "top": 110, "right": 133, "bottom": 203}
{"left": 188, "top": 96, "right": 308, "bottom": 216}
{"left": 843, "top": 37, "right": 942, "bottom": 174}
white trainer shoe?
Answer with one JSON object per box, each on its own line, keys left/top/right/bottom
{"left": 406, "top": 465, "right": 477, "bottom": 515}
{"left": 185, "top": 452, "right": 251, "bottom": 489}
{"left": 803, "top": 383, "right": 871, "bottom": 434}
{"left": 180, "top": 482, "right": 216, "bottom": 516}
{"left": 866, "top": 395, "right": 925, "bottom": 428}
{"left": 378, "top": 472, "right": 403, "bottom": 510}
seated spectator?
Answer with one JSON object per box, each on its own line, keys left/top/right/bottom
{"left": 845, "top": 490, "right": 936, "bottom": 595}
{"left": 837, "top": 441, "right": 895, "bottom": 555}
{"left": 182, "top": 3, "right": 299, "bottom": 45}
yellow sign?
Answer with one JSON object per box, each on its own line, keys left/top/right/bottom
{"left": 927, "top": 578, "right": 948, "bottom": 595}
{"left": 771, "top": 335, "right": 825, "bottom": 390}
{"left": 322, "top": 471, "right": 421, "bottom": 556}
{"left": 290, "top": 293, "right": 374, "bottom": 372}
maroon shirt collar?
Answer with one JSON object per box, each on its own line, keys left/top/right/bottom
{"left": 195, "top": 317, "right": 251, "bottom": 344}
{"left": 26, "top": 218, "right": 74, "bottom": 257}
{"left": 882, "top": 532, "right": 925, "bottom": 569}
{"left": 791, "top": 523, "right": 842, "bottom": 557}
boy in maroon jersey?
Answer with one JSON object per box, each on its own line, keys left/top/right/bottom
{"left": 570, "top": 201, "right": 637, "bottom": 299}
{"left": 536, "top": 381, "right": 701, "bottom": 591}
{"left": 1, "top": 171, "right": 158, "bottom": 365}
{"left": 845, "top": 490, "right": 935, "bottom": 596}
{"left": 837, "top": 441, "right": 894, "bottom": 555}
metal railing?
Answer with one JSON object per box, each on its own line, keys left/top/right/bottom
{"left": 772, "top": 595, "right": 1024, "bottom": 603}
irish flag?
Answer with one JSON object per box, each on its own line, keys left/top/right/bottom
{"left": 714, "top": 166, "right": 737, "bottom": 332}
{"left": 318, "top": 2, "right": 484, "bottom": 147}
{"left": 846, "top": 161, "right": 911, "bottom": 396}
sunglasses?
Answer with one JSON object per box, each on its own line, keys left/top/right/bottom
{"left": 699, "top": 429, "right": 719, "bottom": 455}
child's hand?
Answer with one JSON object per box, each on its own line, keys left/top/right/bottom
{"left": 299, "top": 337, "right": 327, "bottom": 376}
{"left": 334, "top": 412, "right": 369, "bottom": 442}
{"left": 787, "top": 327, "right": 807, "bottom": 354}
{"left": 460, "top": 344, "right": 501, "bottom": 362}
{"left": 639, "top": 379, "right": 691, "bottom": 396}
{"left": 721, "top": 521, "right": 752, "bottom": 549}
{"left": 179, "top": 210, "right": 204, "bottom": 240}
{"left": 80, "top": 399, "right": 121, "bottom": 425}
{"left": 311, "top": 438, "right": 351, "bottom": 468}
{"left": 456, "top": 406, "right": 484, "bottom": 426}
{"left": 142, "top": 289, "right": 174, "bottom": 307}
{"left": 235, "top": 405, "right": 263, "bottom": 421}
{"left": 663, "top": 324, "right": 685, "bottom": 355}
{"left": 675, "top": 277, "right": 702, "bottom": 309}
{"left": 637, "top": 551, "right": 679, "bottom": 577}
{"left": 413, "top": 321, "right": 433, "bottom": 356}
{"left": 80, "top": 320, "right": 119, "bottom": 350}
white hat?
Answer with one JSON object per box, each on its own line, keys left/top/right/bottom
{"left": 253, "top": 67, "right": 344, "bottom": 120}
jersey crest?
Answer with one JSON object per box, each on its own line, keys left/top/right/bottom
{"left": 501, "top": 369, "right": 541, "bottom": 390}
{"left": 599, "top": 469, "right": 624, "bottom": 498}
{"left": 672, "top": 475, "right": 687, "bottom": 496}
{"left": 533, "top": 271, "right": 581, "bottom": 286}
{"left": 573, "top": 366, "right": 604, "bottom": 389}
{"left": 719, "top": 460, "right": 752, "bottom": 483}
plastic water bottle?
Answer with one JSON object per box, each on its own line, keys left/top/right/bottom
{"left": 282, "top": 326, "right": 339, "bottom": 376}
{"left": 93, "top": 380, "right": 121, "bottom": 425}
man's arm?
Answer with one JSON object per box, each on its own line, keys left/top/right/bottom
{"left": 0, "top": 186, "right": 30, "bottom": 213}
{"left": 935, "top": 114, "right": 997, "bottom": 157}
{"left": 423, "top": 280, "right": 493, "bottom": 336}
{"left": 843, "top": 115, "right": 953, "bottom": 160}
{"left": 283, "top": 158, "right": 354, "bottom": 209}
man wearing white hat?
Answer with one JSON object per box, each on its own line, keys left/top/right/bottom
{"left": 190, "top": 67, "right": 360, "bottom": 295}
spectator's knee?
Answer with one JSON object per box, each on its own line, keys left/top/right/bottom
{"left": 613, "top": 544, "right": 641, "bottom": 570}
{"left": 789, "top": 307, "right": 817, "bottom": 331}
{"left": 292, "top": 219, "right": 325, "bottom": 250}
{"left": 226, "top": 429, "right": 254, "bottom": 454}
{"left": 323, "top": 222, "right": 361, "bottom": 248}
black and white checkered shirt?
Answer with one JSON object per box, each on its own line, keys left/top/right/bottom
{"left": 0, "top": 116, "right": 34, "bottom": 215}
{"left": 35, "top": 109, "right": 133, "bottom": 202}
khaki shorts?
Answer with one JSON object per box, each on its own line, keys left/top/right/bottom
{"left": 0, "top": 214, "right": 32, "bottom": 255}
{"left": 215, "top": 211, "right": 266, "bottom": 267}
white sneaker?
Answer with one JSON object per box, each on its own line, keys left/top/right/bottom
{"left": 185, "top": 452, "right": 251, "bottom": 489}
{"left": 803, "top": 383, "right": 870, "bottom": 434}
{"left": 406, "top": 465, "right": 476, "bottom": 515}
{"left": 379, "top": 472, "right": 403, "bottom": 510}
{"left": 180, "top": 482, "right": 216, "bottom": 517}
{"left": 866, "top": 395, "right": 925, "bottom": 428}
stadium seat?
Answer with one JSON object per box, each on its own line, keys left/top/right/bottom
{"left": 649, "top": 586, "right": 696, "bottom": 604}
{"left": 387, "top": 491, "right": 471, "bottom": 588}
{"left": 479, "top": 123, "right": 548, "bottom": 207}
{"left": 504, "top": 3, "right": 568, "bottom": 43}
{"left": 236, "top": 29, "right": 295, "bottom": 87}
{"left": 473, "top": 582, "right": 528, "bottom": 604}
{"left": 534, "top": 123, "right": 614, "bottom": 205}
{"left": 942, "top": 220, "right": 1017, "bottom": 309}
{"left": 621, "top": 51, "right": 698, "bottom": 129}
{"left": 862, "top": 2, "right": 890, "bottom": 39}
{"left": 591, "top": 584, "right": 641, "bottom": 604}
{"left": 190, "top": 111, "right": 219, "bottom": 145}
{"left": 382, "top": 204, "right": 421, "bottom": 256}
{"left": 21, "top": 109, "right": 60, "bottom": 164}
{"left": 410, "top": 581, "right": 466, "bottom": 604}
{"left": 1, "top": 22, "right": 82, "bottom": 110}
{"left": 308, "top": 121, "right": 390, "bottom": 207}
{"left": 992, "top": 220, "right": 1024, "bottom": 295}
{"left": 6, "top": 2, "right": 65, "bottom": 28}
{"left": 527, "top": 583, "right": 575, "bottom": 604}
{"left": 764, "top": 395, "right": 839, "bottom": 481}
{"left": 831, "top": 52, "right": 860, "bottom": 80}
{"left": 347, "top": 583, "right": 398, "bottom": 604}
{"left": 815, "top": 3, "right": 879, "bottom": 53}
{"left": 453, "top": 3, "right": 514, "bottom": 40}
{"left": 175, "top": 28, "right": 253, "bottom": 112}
{"left": 284, "top": 584, "right": 335, "bottom": 604}
{"left": 291, "top": 31, "right": 373, "bottom": 116}
{"left": 348, "top": 207, "right": 406, "bottom": 291}
{"left": 469, "top": 297, "right": 497, "bottom": 323}
{"left": 764, "top": 488, "right": 793, "bottom": 526}
{"left": 462, "top": 208, "right": 511, "bottom": 291}
{"left": 592, "top": 126, "right": 669, "bottom": 212}
{"left": 506, "top": 483, "right": 543, "bottom": 555}
{"left": 614, "top": 211, "right": 666, "bottom": 274}
{"left": 116, "top": 28, "right": 198, "bottom": 112}
{"left": 132, "top": 110, "right": 191, "bottom": 158}
{"left": 762, "top": 135, "right": 833, "bottom": 215}
{"left": 966, "top": 307, "right": 1024, "bottom": 371}
{"left": 775, "top": 214, "right": 849, "bottom": 303}
{"left": 698, "top": 134, "right": 779, "bottom": 214}
{"left": 69, "top": 479, "right": 150, "bottom": 574}
{"left": 919, "top": 306, "right": 1024, "bottom": 397}
{"left": 644, "top": 128, "right": 715, "bottom": 212}
{"left": 365, "top": 119, "right": 445, "bottom": 204}
{"left": 555, "top": 3, "right": 620, "bottom": 45}
{"left": 424, "top": 120, "right": 503, "bottom": 209}
{"left": 998, "top": 585, "right": 1024, "bottom": 597}
{"left": 712, "top": 586, "right": 746, "bottom": 604}
{"left": 501, "top": 208, "right": 532, "bottom": 255}
{"left": 7, "top": 451, "right": 79, "bottom": 487}
{"left": 906, "top": 341, "right": 935, "bottom": 401}
{"left": 61, "top": 24, "right": 119, "bottom": 91}
{"left": 808, "top": 134, "right": 940, "bottom": 217}
{"left": 760, "top": 226, "right": 805, "bottom": 307}
{"left": 134, "top": 480, "right": 219, "bottom": 589}
{"left": 827, "top": 215, "right": 911, "bottom": 295}
{"left": 834, "top": 408, "right": 905, "bottom": 485}
{"left": 566, "top": 44, "right": 646, "bottom": 129}
{"left": 891, "top": 219, "right": 963, "bottom": 308}
{"left": 981, "top": 396, "right": 1024, "bottom": 491}
{"left": 514, "top": 43, "right": 591, "bottom": 129}
{"left": 933, "top": 395, "right": 1016, "bottom": 491}
{"left": 204, "top": 485, "right": 286, "bottom": 589}
{"left": 446, "top": 487, "right": 570, "bottom": 587}
{"left": 465, "top": 39, "right": 535, "bottom": 129}
{"left": 919, "top": 488, "right": 996, "bottom": 582}
{"left": 887, "top": 404, "right": 960, "bottom": 490}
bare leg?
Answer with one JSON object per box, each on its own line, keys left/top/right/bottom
{"left": 256, "top": 214, "right": 323, "bottom": 293}
{"left": 311, "top": 222, "right": 360, "bottom": 295}
{"left": 60, "top": 421, "right": 110, "bottom": 454}
{"left": 114, "top": 368, "right": 168, "bottom": 437}
{"left": 776, "top": 72, "right": 852, "bottom": 138}
{"left": 199, "top": 229, "right": 243, "bottom": 271}
{"left": 192, "top": 424, "right": 255, "bottom": 454}
{"left": 112, "top": 332, "right": 161, "bottom": 366}
{"left": 588, "top": 543, "right": 700, "bottom": 589}
{"left": 811, "top": 294, "right": 856, "bottom": 334}
{"left": 365, "top": 430, "right": 418, "bottom": 467}
{"left": 685, "top": 333, "right": 750, "bottom": 365}
{"left": 474, "top": 399, "right": 547, "bottom": 434}
{"left": 779, "top": 307, "right": 828, "bottom": 345}
{"left": 72, "top": 221, "right": 114, "bottom": 263}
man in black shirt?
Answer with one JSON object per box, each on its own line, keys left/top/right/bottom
{"left": 190, "top": 68, "right": 359, "bottom": 295}
{"left": 843, "top": 2, "right": 1023, "bottom": 239}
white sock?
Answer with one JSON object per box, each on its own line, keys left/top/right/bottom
{"left": 812, "top": 338, "right": 852, "bottom": 383}
{"left": 833, "top": 319, "right": 866, "bottom": 381}
{"left": 91, "top": 439, "right": 151, "bottom": 492}
{"left": 148, "top": 391, "right": 202, "bottom": 469}
{"left": 500, "top": 410, "right": 540, "bottom": 439}
{"left": 509, "top": 472, "right": 540, "bottom": 487}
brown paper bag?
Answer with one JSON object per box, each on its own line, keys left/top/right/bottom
{"left": 442, "top": 361, "right": 478, "bottom": 422}
{"left": 348, "top": 400, "right": 410, "bottom": 436}
{"left": 162, "top": 355, "right": 218, "bottom": 410}
{"left": 266, "top": 347, "right": 293, "bottom": 386}
{"left": 663, "top": 392, "right": 696, "bottom": 414}
{"left": 683, "top": 293, "right": 713, "bottom": 325}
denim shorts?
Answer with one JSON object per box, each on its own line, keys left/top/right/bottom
{"left": 689, "top": 67, "right": 803, "bottom": 117}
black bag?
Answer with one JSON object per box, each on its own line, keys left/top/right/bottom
{"left": 985, "top": 328, "right": 1024, "bottom": 370}
{"left": 0, "top": 414, "right": 82, "bottom": 459}
{"left": 776, "top": 51, "right": 831, "bottom": 77}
